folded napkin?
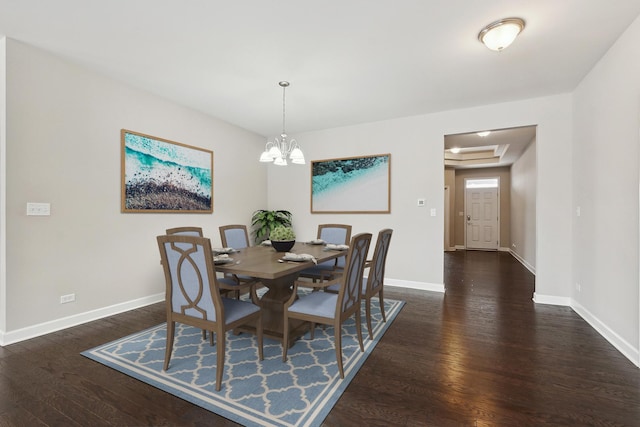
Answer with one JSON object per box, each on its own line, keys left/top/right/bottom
{"left": 213, "top": 247, "right": 235, "bottom": 254}
{"left": 308, "top": 239, "right": 325, "bottom": 245}
{"left": 282, "top": 252, "right": 317, "bottom": 264}
{"left": 213, "top": 254, "right": 234, "bottom": 264}
{"left": 325, "top": 243, "right": 349, "bottom": 251}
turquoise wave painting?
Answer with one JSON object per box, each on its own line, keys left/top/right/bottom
{"left": 311, "top": 154, "right": 390, "bottom": 213}
{"left": 122, "top": 130, "right": 213, "bottom": 212}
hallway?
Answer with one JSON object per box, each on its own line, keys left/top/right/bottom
{"left": 437, "top": 250, "right": 640, "bottom": 425}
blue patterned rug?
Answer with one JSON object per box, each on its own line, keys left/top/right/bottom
{"left": 82, "top": 296, "right": 405, "bottom": 427}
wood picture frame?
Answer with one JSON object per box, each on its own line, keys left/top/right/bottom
{"left": 121, "top": 129, "right": 213, "bottom": 213}
{"left": 311, "top": 153, "right": 390, "bottom": 214}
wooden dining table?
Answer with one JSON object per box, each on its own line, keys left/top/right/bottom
{"left": 215, "top": 242, "right": 344, "bottom": 345}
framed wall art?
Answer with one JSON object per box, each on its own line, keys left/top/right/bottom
{"left": 121, "top": 129, "right": 213, "bottom": 213}
{"left": 311, "top": 153, "right": 390, "bottom": 214}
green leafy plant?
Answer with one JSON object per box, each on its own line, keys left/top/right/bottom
{"left": 269, "top": 225, "right": 296, "bottom": 241}
{"left": 251, "top": 210, "right": 292, "bottom": 243}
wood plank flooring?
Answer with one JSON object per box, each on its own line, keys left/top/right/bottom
{"left": 1, "top": 250, "right": 639, "bottom": 426}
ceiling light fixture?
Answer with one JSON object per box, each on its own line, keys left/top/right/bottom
{"left": 478, "top": 18, "right": 525, "bottom": 51}
{"left": 450, "top": 147, "right": 461, "bottom": 154}
{"left": 259, "top": 81, "right": 305, "bottom": 166}
{"left": 477, "top": 131, "right": 491, "bottom": 137}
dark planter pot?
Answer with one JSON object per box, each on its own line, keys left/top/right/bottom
{"left": 271, "top": 240, "right": 295, "bottom": 252}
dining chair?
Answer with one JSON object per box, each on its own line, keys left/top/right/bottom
{"left": 282, "top": 232, "right": 371, "bottom": 378}
{"left": 165, "top": 226, "right": 252, "bottom": 343}
{"left": 165, "top": 226, "right": 203, "bottom": 237}
{"left": 327, "top": 228, "right": 393, "bottom": 339}
{"left": 298, "top": 224, "right": 352, "bottom": 283}
{"left": 219, "top": 224, "right": 251, "bottom": 249}
{"left": 219, "top": 224, "right": 259, "bottom": 297}
{"left": 157, "top": 234, "right": 263, "bottom": 391}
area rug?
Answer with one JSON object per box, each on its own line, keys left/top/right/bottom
{"left": 82, "top": 297, "right": 405, "bottom": 427}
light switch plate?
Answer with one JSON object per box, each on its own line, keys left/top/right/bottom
{"left": 27, "top": 202, "right": 51, "bottom": 216}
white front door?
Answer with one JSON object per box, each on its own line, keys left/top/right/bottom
{"left": 465, "top": 179, "right": 499, "bottom": 250}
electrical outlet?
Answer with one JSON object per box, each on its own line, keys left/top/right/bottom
{"left": 60, "top": 293, "right": 75, "bottom": 304}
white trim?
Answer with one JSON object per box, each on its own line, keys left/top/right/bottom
{"left": 509, "top": 249, "right": 536, "bottom": 275}
{"left": 455, "top": 244, "right": 466, "bottom": 250}
{"left": 571, "top": 300, "right": 640, "bottom": 368}
{"left": 0, "top": 293, "right": 164, "bottom": 346}
{"left": 532, "top": 292, "right": 571, "bottom": 306}
{"left": 385, "top": 278, "right": 445, "bottom": 293}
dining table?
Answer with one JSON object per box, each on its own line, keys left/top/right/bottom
{"left": 215, "top": 242, "right": 344, "bottom": 345}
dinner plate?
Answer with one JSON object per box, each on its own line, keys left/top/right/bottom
{"left": 213, "top": 256, "right": 235, "bottom": 265}
{"left": 307, "top": 239, "right": 325, "bottom": 245}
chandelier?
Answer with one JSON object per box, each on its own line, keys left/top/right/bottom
{"left": 259, "top": 81, "right": 305, "bottom": 166}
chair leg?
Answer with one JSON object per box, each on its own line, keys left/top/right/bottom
{"left": 365, "top": 296, "right": 374, "bottom": 340}
{"left": 164, "top": 321, "right": 175, "bottom": 371}
{"left": 334, "top": 320, "right": 344, "bottom": 379}
{"left": 282, "top": 314, "right": 289, "bottom": 362}
{"left": 215, "top": 329, "right": 225, "bottom": 391}
{"left": 355, "top": 310, "right": 364, "bottom": 353}
{"left": 379, "top": 289, "right": 387, "bottom": 323}
{"left": 310, "top": 322, "right": 316, "bottom": 339}
{"left": 256, "top": 314, "right": 264, "bottom": 361}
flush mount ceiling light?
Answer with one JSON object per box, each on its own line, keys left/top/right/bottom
{"left": 477, "top": 131, "right": 491, "bottom": 137}
{"left": 450, "top": 147, "right": 461, "bottom": 154}
{"left": 259, "top": 81, "right": 305, "bottom": 166}
{"left": 478, "top": 18, "right": 525, "bottom": 51}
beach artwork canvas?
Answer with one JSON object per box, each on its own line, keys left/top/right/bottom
{"left": 121, "top": 130, "right": 213, "bottom": 213}
{"left": 311, "top": 154, "right": 390, "bottom": 213}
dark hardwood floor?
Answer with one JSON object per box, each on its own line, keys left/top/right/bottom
{"left": 1, "top": 250, "right": 639, "bottom": 426}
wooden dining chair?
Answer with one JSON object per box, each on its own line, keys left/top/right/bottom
{"left": 219, "top": 224, "right": 259, "bottom": 297}
{"left": 282, "top": 232, "right": 371, "bottom": 378}
{"left": 165, "top": 226, "right": 253, "bottom": 342}
{"left": 219, "top": 224, "right": 251, "bottom": 249}
{"left": 166, "top": 226, "right": 203, "bottom": 237}
{"left": 298, "top": 224, "right": 352, "bottom": 284}
{"left": 327, "top": 228, "right": 393, "bottom": 339}
{"left": 157, "top": 234, "right": 263, "bottom": 391}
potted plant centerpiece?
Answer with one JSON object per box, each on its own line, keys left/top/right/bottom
{"left": 251, "top": 209, "right": 292, "bottom": 244}
{"left": 269, "top": 225, "right": 296, "bottom": 252}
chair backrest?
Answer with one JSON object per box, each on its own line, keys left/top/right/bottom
{"left": 317, "top": 224, "right": 352, "bottom": 244}
{"left": 318, "top": 224, "right": 352, "bottom": 269}
{"left": 365, "top": 229, "right": 393, "bottom": 295}
{"left": 166, "top": 227, "right": 203, "bottom": 237}
{"left": 157, "top": 234, "right": 222, "bottom": 322}
{"left": 336, "top": 233, "right": 372, "bottom": 316}
{"left": 219, "top": 224, "right": 250, "bottom": 249}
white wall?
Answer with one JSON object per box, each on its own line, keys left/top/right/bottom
{"left": 571, "top": 15, "right": 640, "bottom": 364}
{"left": 1, "top": 39, "right": 267, "bottom": 343}
{"left": 268, "top": 94, "right": 573, "bottom": 300}
{"left": 510, "top": 136, "right": 537, "bottom": 273}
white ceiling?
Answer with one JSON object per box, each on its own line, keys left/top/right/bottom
{"left": 444, "top": 126, "right": 536, "bottom": 169}
{"left": 1, "top": 1, "right": 640, "bottom": 138}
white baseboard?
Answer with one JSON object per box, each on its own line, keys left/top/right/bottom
{"left": 509, "top": 249, "right": 536, "bottom": 275}
{"left": 385, "top": 278, "right": 445, "bottom": 293}
{"left": 0, "top": 293, "right": 164, "bottom": 346}
{"left": 571, "top": 300, "right": 640, "bottom": 368}
{"left": 532, "top": 292, "right": 571, "bottom": 306}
